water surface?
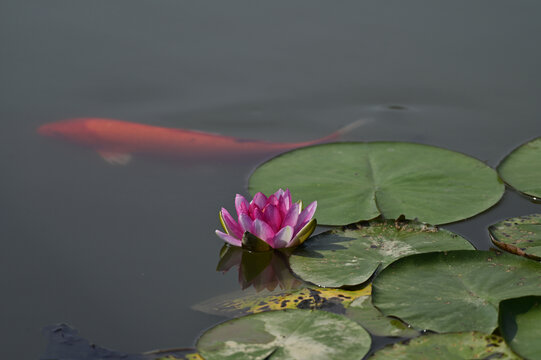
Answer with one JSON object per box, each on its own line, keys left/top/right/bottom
{"left": 1, "top": 1, "right": 540, "bottom": 358}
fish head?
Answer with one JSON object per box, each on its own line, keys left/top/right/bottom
{"left": 37, "top": 118, "right": 98, "bottom": 145}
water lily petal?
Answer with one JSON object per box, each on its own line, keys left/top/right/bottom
{"left": 217, "top": 189, "right": 314, "bottom": 251}
{"left": 294, "top": 201, "right": 317, "bottom": 233}
{"left": 278, "top": 188, "right": 292, "bottom": 215}
{"left": 267, "top": 194, "right": 279, "bottom": 206}
{"left": 272, "top": 225, "right": 294, "bottom": 248}
{"left": 281, "top": 202, "right": 301, "bottom": 228}
{"left": 215, "top": 230, "right": 242, "bottom": 247}
{"left": 274, "top": 188, "right": 285, "bottom": 198}
{"left": 220, "top": 208, "right": 243, "bottom": 239}
{"left": 262, "top": 204, "right": 282, "bottom": 232}
{"left": 252, "top": 192, "right": 268, "bottom": 209}
{"left": 288, "top": 218, "right": 317, "bottom": 248}
{"left": 250, "top": 205, "right": 264, "bottom": 221}
{"left": 235, "top": 194, "right": 250, "bottom": 216}
{"left": 283, "top": 188, "right": 292, "bottom": 206}
{"left": 238, "top": 213, "right": 254, "bottom": 233}
{"left": 253, "top": 219, "right": 275, "bottom": 244}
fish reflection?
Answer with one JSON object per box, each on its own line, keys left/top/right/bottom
{"left": 217, "top": 245, "right": 303, "bottom": 292}
{"left": 37, "top": 117, "right": 370, "bottom": 164}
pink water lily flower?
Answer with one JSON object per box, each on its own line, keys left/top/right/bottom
{"left": 216, "top": 189, "right": 317, "bottom": 251}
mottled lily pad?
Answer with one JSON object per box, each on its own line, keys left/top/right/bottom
{"left": 249, "top": 142, "right": 504, "bottom": 225}
{"left": 499, "top": 296, "right": 541, "bottom": 360}
{"left": 196, "top": 309, "right": 371, "bottom": 360}
{"left": 498, "top": 137, "right": 541, "bottom": 200}
{"left": 289, "top": 220, "right": 473, "bottom": 287}
{"left": 372, "top": 250, "right": 541, "bottom": 333}
{"left": 193, "top": 285, "right": 371, "bottom": 318}
{"left": 345, "top": 295, "right": 418, "bottom": 338}
{"left": 489, "top": 213, "right": 541, "bottom": 260}
{"left": 369, "top": 332, "right": 520, "bottom": 360}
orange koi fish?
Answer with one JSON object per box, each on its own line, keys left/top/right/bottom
{"left": 37, "top": 117, "right": 369, "bottom": 164}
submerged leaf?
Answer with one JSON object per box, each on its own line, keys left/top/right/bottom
{"left": 489, "top": 213, "right": 541, "bottom": 260}
{"left": 249, "top": 142, "right": 504, "bottom": 225}
{"left": 372, "top": 250, "right": 541, "bottom": 333}
{"left": 197, "top": 309, "right": 371, "bottom": 360}
{"left": 289, "top": 220, "right": 473, "bottom": 287}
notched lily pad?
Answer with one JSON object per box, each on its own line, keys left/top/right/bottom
{"left": 345, "top": 295, "right": 418, "bottom": 338}
{"left": 372, "top": 250, "right": 541, "bottom": 334}
{"left": 489, "top": 213, "right": 541, "bottom": 260}
{"left": 249, "top": 142, "right": 504, "bottom": 225}
{"left": 196, "top": 309, "right": 371, "bottom": 360}
{"left": 498, "top": 136, "right": 541, "bottom": 200}
{"left": 193, "top": 285, "right": 372, "bottom": 318}
{"left": 369, "top": 332, "right": 520, "bottom": 359}
{"left": 289, "top": 220, "right": 474, "bottom": 287}
{"left": 499, "top": 296, "right": 541, "bottom": 360}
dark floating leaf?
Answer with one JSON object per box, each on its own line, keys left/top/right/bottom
{"left": 289, "top": 219, "right": 473, "bottom": 287}
{"left": 372, "top": 250, "right": 541, "bottom": 333}
{"left": 196, "top": 309, "right": 371, "bottom": 360}
{"left": 249, "top": 142, "right": 504, "bottom": 225}
{"left": 369, "top": 332, "right": 520, "bottom": 359}
{"left": 498, "top": 136, "right": 541, "bottom": 200}
{"left": 499, "top": 296, "right": 541, "bottom": 360}
{"left": 489, "top": 213, "right": 541, "bottom": 260}
{"left": 40, "top": 324, "right": 199, "bottom": 360}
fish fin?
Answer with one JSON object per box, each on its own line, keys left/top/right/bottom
{"left": 315, "top": 117, "right": 375, "bottom": 143}
{"left": 332, "top": 117, "right": 374, "bottom": 137}
{"left": 97, "top": 150, "right": 133, "bottom": 165}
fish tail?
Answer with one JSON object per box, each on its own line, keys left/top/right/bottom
{"left": 320, "top": 117, "right": 374, "bottom": 141}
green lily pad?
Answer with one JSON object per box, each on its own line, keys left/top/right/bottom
{"left": 369, "top": 332, "right": 520, "bottom": 360}
{"left": 489, "top": 213, "right": 541, "bottom": 260}
{"left": 372, "top": 250, "right": 541, "bottom": 333}
{"left": 196, "top": 309, "right": 371, "bottom": 360}
{"left": 498, "top": 137, "right": 541, "bottom": 200}
{"left": 499, "top": 296, "right": 541, "bottom": 360}
{"left": 289, "top": 220, "right": 474, "bottom": 287}
{"left": 345, "top": 295, "right": 418, "bottom": 338}
{"left": 193, "top": 286, "right": 371, "bottom": 318}
{"left": 249, "top": 142, "right": 504, "bottom": 225}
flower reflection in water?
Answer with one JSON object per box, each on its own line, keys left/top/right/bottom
{"left": 217, "top": 245, "right": 303, "bottom": 292}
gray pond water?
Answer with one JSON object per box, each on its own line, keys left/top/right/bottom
{"left": 1, "top": 1, "right": 540, "bottom": 358}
